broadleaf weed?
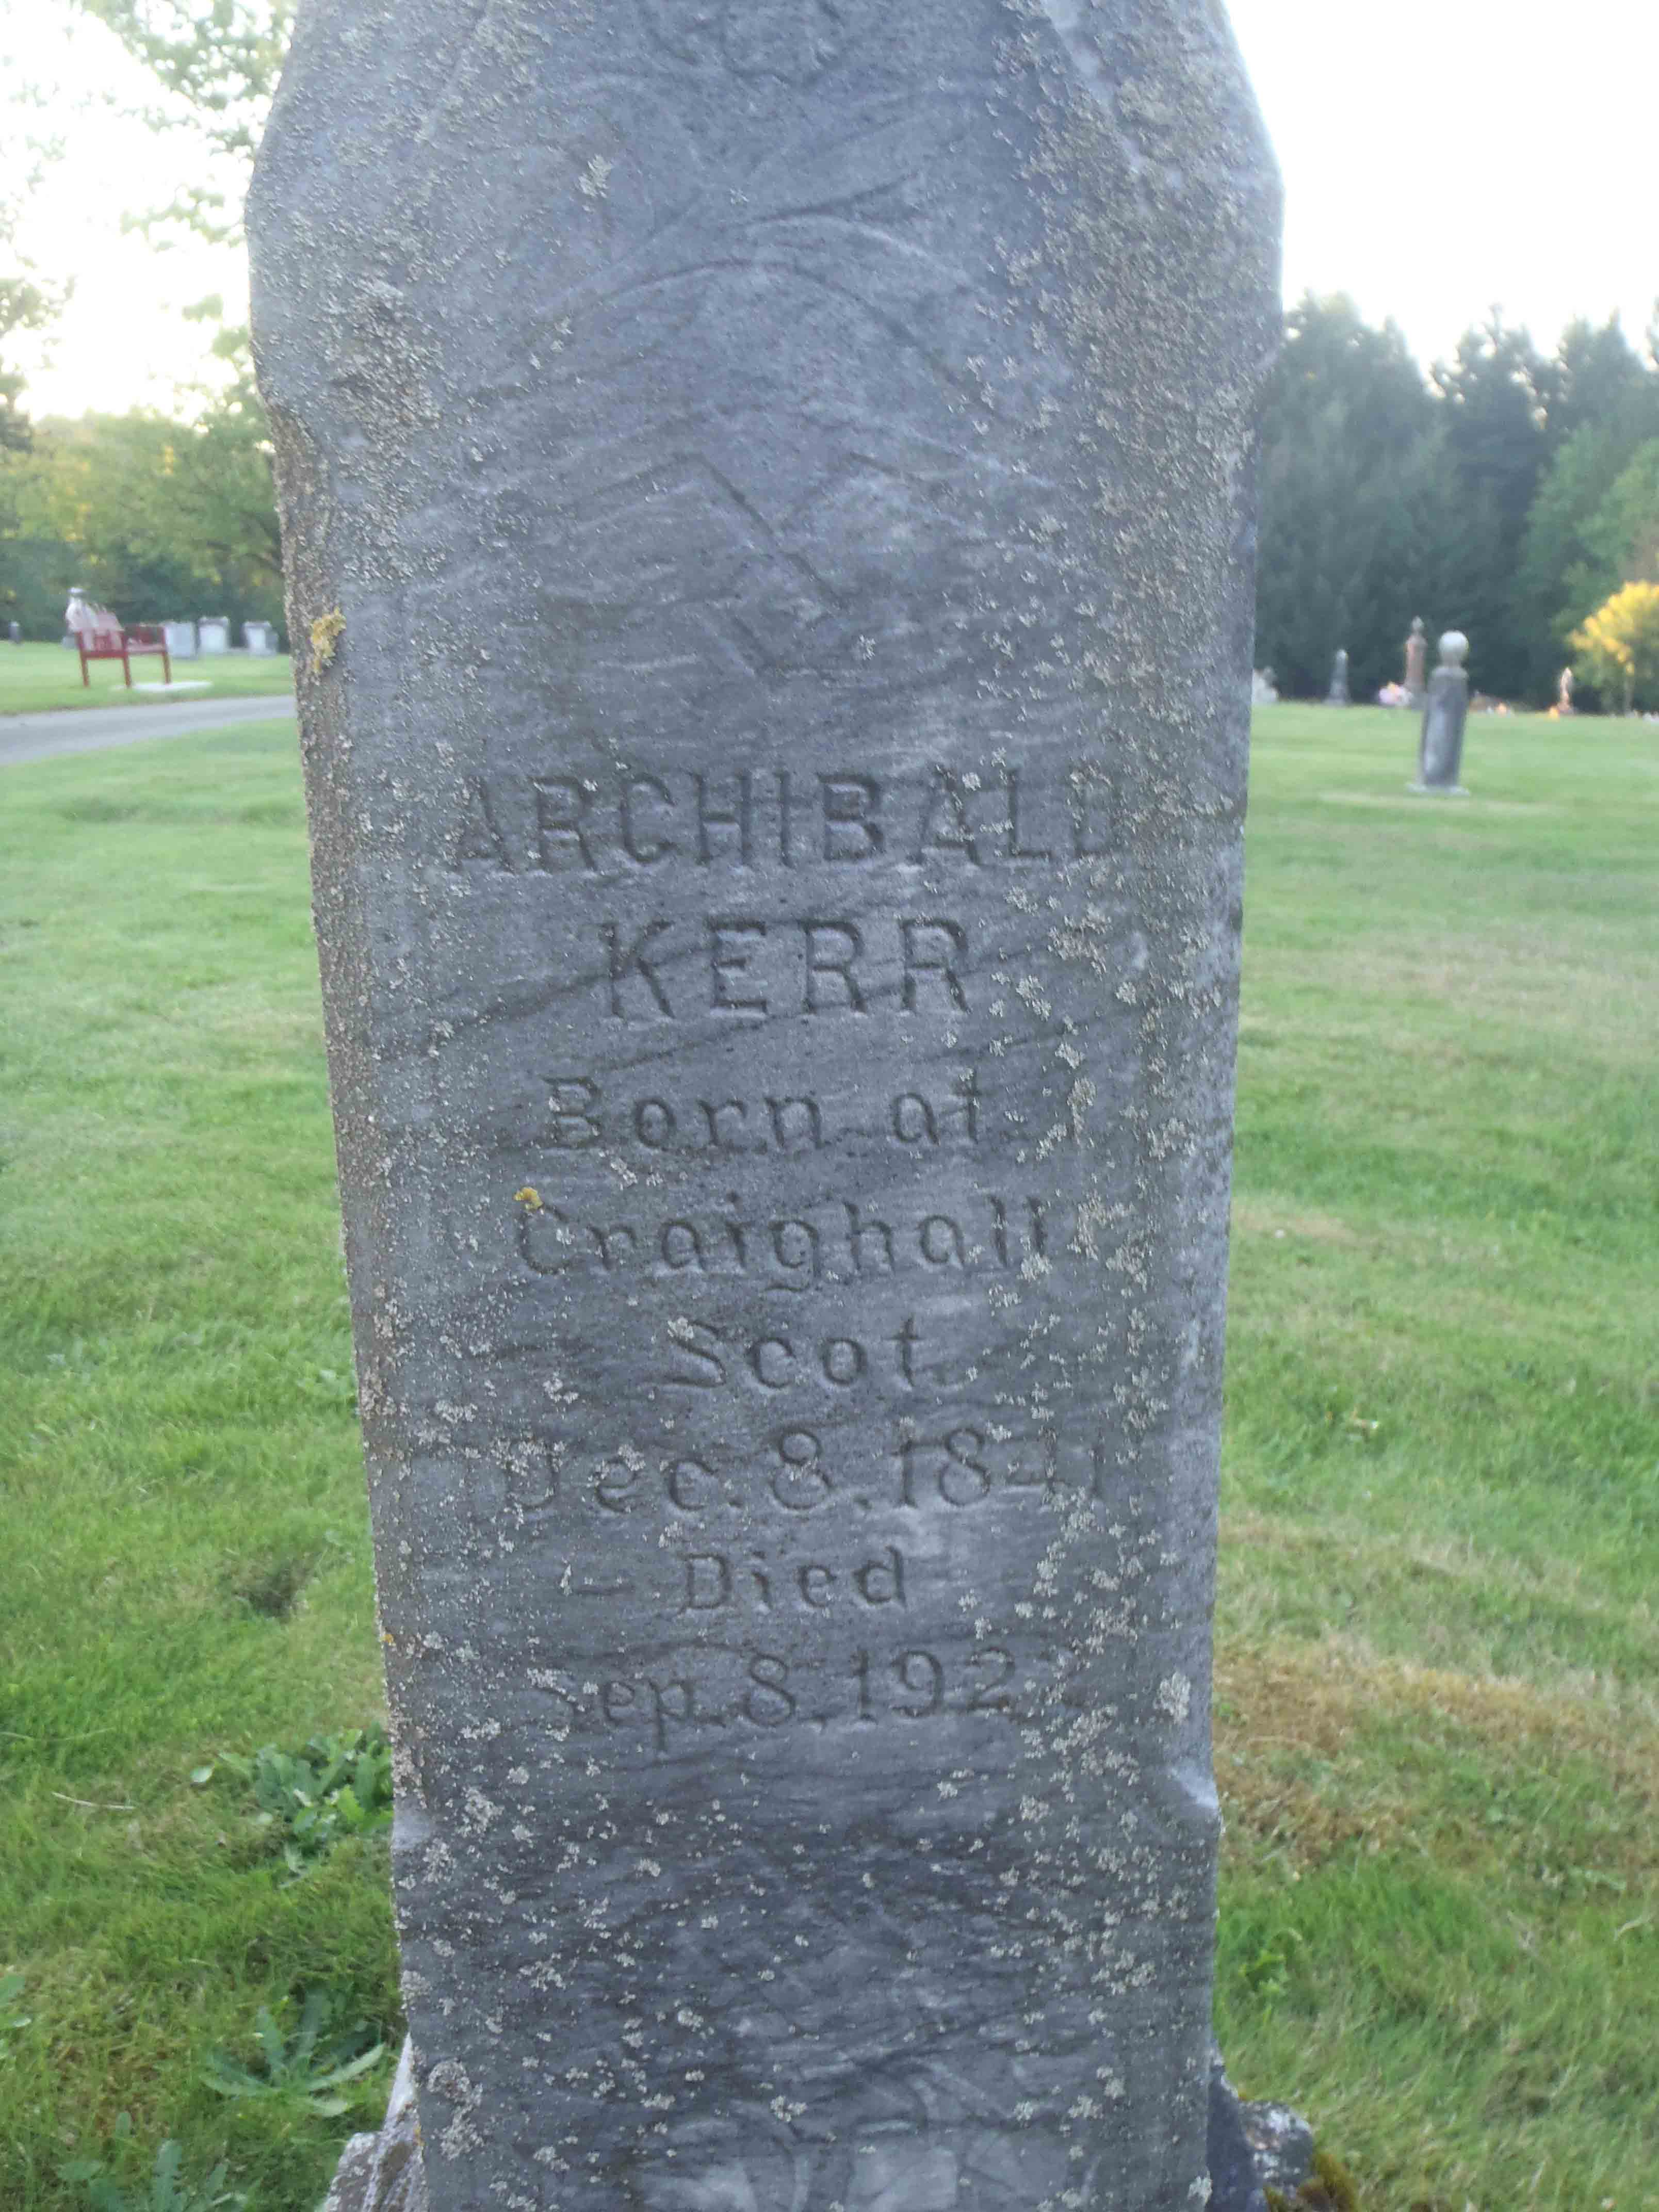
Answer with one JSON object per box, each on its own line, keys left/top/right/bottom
{"left": 204, "top": 1990, "right": 386, "bottom": 2118}
{"left": 61, "top": 2120, "right": 245, "bottom": 2211}
{"left": 219, "top": 1725, "right": 393, "bottom": 1876}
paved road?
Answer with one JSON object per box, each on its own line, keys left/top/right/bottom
{"left": 0, "top": 693, "right": 297, "bottom": 769}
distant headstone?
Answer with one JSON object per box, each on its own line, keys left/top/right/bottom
{"left": 164, "top": 621, "right": 200, "bottom": 661}
{"left": 198, "top": 616, "right": 231, "bottom": 654}
{"left": 1556, "top": 665, "right": 1575, "bottom": 715}
{"left": 1253, "top": 667, "right": 1281, "bottom": 706}
{"left": 244, "top": 620, "right": 279, "bottom": 655}
{"left": 1412, "top": 631, "right": 1471, "bottom": 793}
{"left": 251, "top": 7, "right": 1281, "bottom": 2210}
{"left": 7, "top": 621, "right": 20, "bottom": 646}
{"left": 1326, "top": 648, "right": 1350, "bottom": 706}
{"left": 1403, "top": 615, "right": 1428, "bottom": 707}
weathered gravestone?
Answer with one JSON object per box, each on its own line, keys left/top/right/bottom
{"left": 1402, "top": 617, "right": 1428, "bottom": 709}
{"left": 1412, "top": 631, "right": 1471, "bottom": 793}
{"left": 1326, "top": 649, "right": 1350, "bottom": 707}
{"left": 250, "top": 5, "right": 1280, "bottom": 2208}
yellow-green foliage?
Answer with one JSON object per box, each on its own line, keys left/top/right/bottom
{"left": 1570, "top": 577, "right": 1659, "bottom": 711}
{"left": 309, "top": 606, "right": 346, "bottom": 674}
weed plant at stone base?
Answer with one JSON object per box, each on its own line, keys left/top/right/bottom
{"left": 60, "top": 2119, "right": 245, "bottom": 2212}
{"left": 203, "top": 1991, "right": 385, "bottom": 2115}
{"left": 209, "top": 1727, "right": 394, "bottom": 1880}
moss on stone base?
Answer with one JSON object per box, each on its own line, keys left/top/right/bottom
{"left": 1264, "top": 2148, "right": 1361, "bottom": 2212}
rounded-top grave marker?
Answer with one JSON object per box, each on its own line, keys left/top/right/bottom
{"left": 250, "top": 5, "right": 1282, "bottom": 2207}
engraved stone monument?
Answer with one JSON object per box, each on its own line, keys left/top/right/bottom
{"left": 1412, "top": 631, "right": 1471, "bottom": 793}
{"left": 250, "top": 5, "right": 1280, "bottom": 2208}
{"left": 1403, "top": 616, "right": 1428, "bottom": 708}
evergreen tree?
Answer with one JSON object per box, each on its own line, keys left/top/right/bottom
{"left": 1255, "top": 295, "right": 1436, "bottom": 699}
{"left": 1427, "top": 313, "right": 1551, "bottom": 694}
{"left": 1257, "top": 299, "right": 1659, "bottom": 707}
{"left": 1537, "top": 315, "right": 1650, "bottom": 457}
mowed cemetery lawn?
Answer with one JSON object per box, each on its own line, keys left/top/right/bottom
{"left": 1, "top": 705, "right": 1655, "bottom": 2210}
{"left": 0, "top": 641, "right": 295, "bottom": 718}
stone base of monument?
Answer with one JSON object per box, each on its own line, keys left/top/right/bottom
{"left": 1236, "top": 2092, "right": 1319, "bottom": 2200}
{"left": 1407, "top": 782, "right": 1470, "bottom": 796}
{"left": 318, "top": 2042, "right": 1311, "bottom": 2212}
{"left": 318, "top": 2043, "right": 425, "bottom": 2212}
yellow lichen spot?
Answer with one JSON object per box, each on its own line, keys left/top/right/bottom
{"left": 310, "top": 606, "right": 347, "bottom": 675}
{"left": 515, "top": 1187, "right": 544, "bottom": 1211}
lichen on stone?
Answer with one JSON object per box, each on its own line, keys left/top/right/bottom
{"left": 311, "top": 606, "right": 347, "bottom": 675}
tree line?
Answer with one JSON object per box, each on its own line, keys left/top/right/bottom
{"left": 0, "top": 331, "right": 285, "bottom": 647}
{"left": 0, "top": 2, "right": 287, "bottom": 644}
{"left": 5, "top": 3, "right": 1658, "bottom": 705}
{"left": 1257, "top": 296, "right": 1659, "bottom": 709}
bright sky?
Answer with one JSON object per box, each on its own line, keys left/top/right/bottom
{"left": 2, "top": 2, "right": 250, "bottom": 418}
{"left": 4, "top": 0, "right": 1657, "bottom": 419}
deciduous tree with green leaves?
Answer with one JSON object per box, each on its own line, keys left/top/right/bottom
{"left": 1511, "top": 329, "right": 1659, "bottom": 700}
{"left": 1, "top": 328, "right": 283, "bottom": 641}
{"left": 68, "top": 1, "right": 291, "bottom": 236}
{"left": 0, "top": 98, "right": 70, "bottom": 452}
{"left": 1254, "top": 294, "right": 1444, "bottom": 702}
{"left": 1570, "top": 580, "right": 1659, "bottom": 714}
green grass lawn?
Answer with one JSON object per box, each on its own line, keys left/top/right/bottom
{"left": 0, "top": 641, "right": 295, "bottom": 717}
{"left": 2, "top": 704, "right": 1655, "bottom": 2211}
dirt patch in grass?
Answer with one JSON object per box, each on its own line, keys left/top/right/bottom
{"left": 1216, "top": 1635, "right": 1659, "bottom": 1888}
{"left": 230, "top": 1551, "right": 319, "bottom": 1621}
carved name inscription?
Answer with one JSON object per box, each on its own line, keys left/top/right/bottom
{"left": 398, "top": 711, "right": 1166, "bottom": 1798}
{"left": 451, "top": 763, "right": 1117, "bottom": 878}
{"left": 348, "top": 678, "right": 1219, "bottom": 2202}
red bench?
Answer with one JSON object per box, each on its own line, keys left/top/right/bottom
{"left": 78, "top": 622, "right": 172, "bottom": 689}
